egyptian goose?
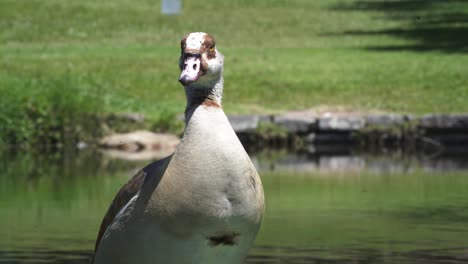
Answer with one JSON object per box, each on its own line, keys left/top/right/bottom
{"left": 93, "top": 32, "right": 264, "bottom": 264}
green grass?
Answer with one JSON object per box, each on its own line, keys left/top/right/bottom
{"left": 0, "top": 73, "right": 104, "bottom": 148}
{"left": 1, "top": 0, "right": 468, "bottom": 146}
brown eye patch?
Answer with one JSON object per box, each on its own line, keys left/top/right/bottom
{"left": 202, "top": 34, "right": 216, "bottom": 59}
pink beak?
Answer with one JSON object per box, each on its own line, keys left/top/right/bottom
{"left": 179, "top": 56, "right": 202, "bottom": 85}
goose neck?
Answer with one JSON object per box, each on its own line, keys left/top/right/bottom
{"left": 184, "top": 77, "right": 223, "bottom": 122}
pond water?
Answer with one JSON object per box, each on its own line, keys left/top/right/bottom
{"left": 1, "top": 149, "right": 468, "bottom": 264}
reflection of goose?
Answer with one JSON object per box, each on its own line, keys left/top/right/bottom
{"left": 93, "top": 32, "right": 264, "bottom": 264}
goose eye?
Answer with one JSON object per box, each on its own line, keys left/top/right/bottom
{"left": 209, "top": 46, "right": 215, "bottom": 52}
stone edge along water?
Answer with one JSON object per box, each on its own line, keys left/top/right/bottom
{"left": 227, "top": 112, "right": 468, "bottom": 151}
{"left": 98, "top": 112, "right": 468, "bottom": 154}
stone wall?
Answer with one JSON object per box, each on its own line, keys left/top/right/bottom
{"left": 96, "top": 111, "right": 468, "bottom": 157}
{"left": 228, "top": 112, "right": 468, "bottom": 152}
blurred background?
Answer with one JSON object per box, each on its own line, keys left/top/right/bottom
{"left": 1, "top": 0, "right": 468, "bottom": 263}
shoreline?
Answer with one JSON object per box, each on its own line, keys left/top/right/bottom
{"left": 96, "top": 111, "right": 468, "bottom": 157}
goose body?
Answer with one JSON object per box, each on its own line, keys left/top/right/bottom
{"left": 93, "top": 32, "right": 264, "bottom": 264}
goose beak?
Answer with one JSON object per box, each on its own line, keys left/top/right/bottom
{"left": 179, "top": 55, "right": 202, "bottom": 85}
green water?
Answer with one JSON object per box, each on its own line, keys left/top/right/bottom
{"left": 1, "top": 151, "right": 468, "bottom": 263}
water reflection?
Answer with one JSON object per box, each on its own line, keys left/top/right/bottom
{"left": 0, "top": 250, "right": 92, "bottom": 264}
{"left": 2, "top": 246, "right": 468, "bottom": 264}
{"left": 252, "top": 147, "right": 468, "bottom": 174}
{"left": 1, "top": 149, "right": 468, "bottom": 264}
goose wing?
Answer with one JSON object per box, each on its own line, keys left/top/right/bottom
{"left": 94, "top": 155, "right": 172, "bottom": 253}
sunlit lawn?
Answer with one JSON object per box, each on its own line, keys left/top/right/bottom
{"left": 1, "top": 0, "right": 467, "bottom": 142}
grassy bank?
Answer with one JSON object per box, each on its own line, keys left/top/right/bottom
{"left": 0, "top": 74, "right": 103, "bottom": 148}
{"left": 1, "top": 0, "right": 467, "bottom": 146}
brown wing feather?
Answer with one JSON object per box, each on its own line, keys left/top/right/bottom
{"left": 93, "top": 155, "right": 172, "bottom": 254}
{"left": 94, "top": 169, "right": 146, "bottom": 252}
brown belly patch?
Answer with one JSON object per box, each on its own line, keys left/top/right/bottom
{"left": 207, "top": 232, "right": 240, "bottom": 246}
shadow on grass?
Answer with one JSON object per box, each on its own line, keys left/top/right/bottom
{"left": 331, "top": 0, "right": 468, "bottom": 53}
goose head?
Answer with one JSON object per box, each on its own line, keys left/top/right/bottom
{"left": 179, "top": 32, "right": 224, "bottom": 88}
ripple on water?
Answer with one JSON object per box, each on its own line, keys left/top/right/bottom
{"left": 3, "top": 246, "right": 468, "bottom": 264}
